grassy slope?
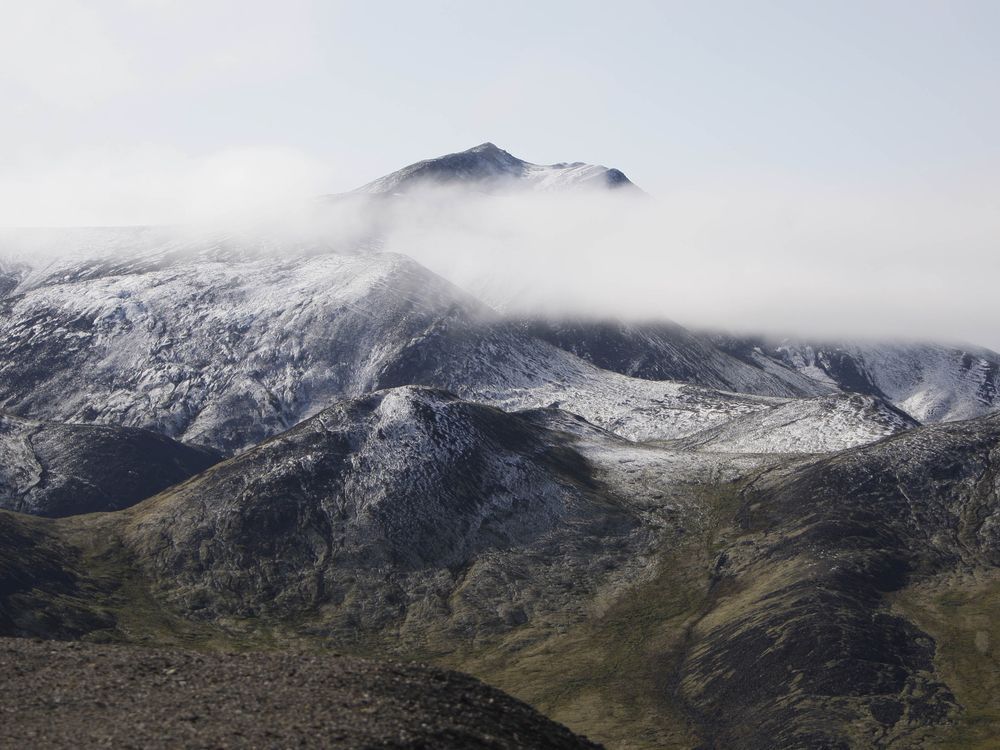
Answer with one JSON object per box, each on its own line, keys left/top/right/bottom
{"left": 433, "top": 483, "right": 744, "bottom": 750}
{"left": 892, "top": 572, "right": 1000, "bottom": 749}
{"left": 23, "top": 481, "right": 738, "bottom": 750}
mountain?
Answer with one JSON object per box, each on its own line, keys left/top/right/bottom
{"left": 0, "top": 243, "right": 491, "bottom": 452}
{"left": 6, "top": 143, "right": 1000, "bottom": 749}
{"left": 531, "top": 317, "right": 1000, "bottom": 426}
{"left": 0, "top": 412, "right": 218, "bottom": 517}
{"left": 349, "top": 142, "right": 638, "bottom": 195}
{"left": 519, "top": 318, "right": 830, "bottom": 398}
{"left": 0, "top": 233, "right": 907, "bottom": 454}
{"left": 759, "top": 340, "right": 1000, "bottom": 422}
{"left": 0, "top": 637, "right": 600, "bottom": 750}
{"left": 675, "top": 392, "right": 917, "bottom": 453}
{"left": 0, "top": 383, "right": 778, "bottom": 747}
{"left": 119, "top": 386, "right": 654, "bottom": 635}
{"left": 6, "top": 390, "right": 1000, "bottom": 747}
{"left": 681, "top": 411, "right": 1000, "bottom": 748}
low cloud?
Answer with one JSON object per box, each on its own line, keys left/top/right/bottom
{"left": 2, "top": 165, "right": 998, "bottom": 351}
{"left": 369, "top": 180, "right": 1000, "bottom": 349}
{"left": 0, "top": 146, "right": 331, "bottom": 227}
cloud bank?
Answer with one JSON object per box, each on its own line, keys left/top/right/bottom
{"left": 368, "top": 181, "right": 1000, "bottom": 349}
{"left": 1, "top": 165, "right": 997, "bottom": 351}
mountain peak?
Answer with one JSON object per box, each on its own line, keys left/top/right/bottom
{"left": 466, "top": 142, "right": 504, "bottom": 153}
{"left": 351, "top": 144, "right": 638, "bottom": 195}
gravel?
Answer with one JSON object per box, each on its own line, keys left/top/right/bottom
{"left": 0, "top": 637, "right": 601, "bottom": 749}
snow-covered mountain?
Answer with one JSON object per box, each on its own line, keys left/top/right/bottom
{"left": 346, "top": 142, "right": 638, "bottom": 195}
{"left": 531, "top": 316, "right": 1000, "bottom": 426}
{"left": 0, "top": 240, "right": 486, "bottom": 452}
{"left": 5, "top": 143, "right": 1000, "bottom": 750}
{"left": 519, "top": 318, "right": 830, "bottom": 398}
{"left": 675, "top": 392, "right": 917, "bottom": 454}
{"left": 0, "top": 229, "right": 909, "bottom": 454}
{"left": 0, "top": 145, "right": 995, "bottom": 459}
{"left": 716, "top": 338, "right": 1000, "bottom": 423}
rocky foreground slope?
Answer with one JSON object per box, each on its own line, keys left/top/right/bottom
{"left": 0, "top": 637, "right": 599, "bottom": 749}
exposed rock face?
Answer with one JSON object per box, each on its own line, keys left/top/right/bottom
{"left": 0, "top": 413, "right": 218, "bottom": 517}
{"left": 0, "top": 637, "right": 602, "bottom": 750}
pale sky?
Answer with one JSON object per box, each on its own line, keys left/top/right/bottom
{"left": 2, "top": 0, "right": 999, "bottom": 346}
{"left": 3, "top": 0, "right": 999, "bottom": 224}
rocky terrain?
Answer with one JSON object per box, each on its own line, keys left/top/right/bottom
{"left": 0, "top": 413, "right": 218, "bottom": 517}
{"left": 0, "top": 637, "right": 600, "bottom": 749}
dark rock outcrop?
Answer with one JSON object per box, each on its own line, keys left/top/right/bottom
{"left": 0, "top": 413, "right": 219, "bottom": 517}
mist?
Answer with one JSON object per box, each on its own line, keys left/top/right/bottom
{"left": 362, "top": 180, "right": 1000, "bottom": 350}
{"left": 2, "top": 171, "right": 999, "bottom": 351}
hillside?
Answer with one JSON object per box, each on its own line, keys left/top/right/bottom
{"left": 0, "top": 412, "right": 218, "bottom": 517}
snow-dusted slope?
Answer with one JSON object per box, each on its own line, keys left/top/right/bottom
{"left": 0, "top": 233, "right": 749, "bottom": 450}
{"left": 367, "top": 309, "right": 787, "bottom": 441}
{"left": 0, "top": 229, "right": 913, "bottom": 454}
{"left": 520, "top": 318, "right": 832, "bottom": 399}
{"left": 0, "top": 232, "right": 810, "bottom": 451}
{"left": 0, "top": 233, "right": 740, "bottom": 449}
{"left": 0, "top": 237, "right": 495, "bottom": 452}
{"left": 676, "top": 393, "right": 917, "bottom": 454}
{"left": 762, "top": 341, "right": 1000, "bottom": 423}
{"left": 349, "top": 143, "right": 637, "bottom": 195}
